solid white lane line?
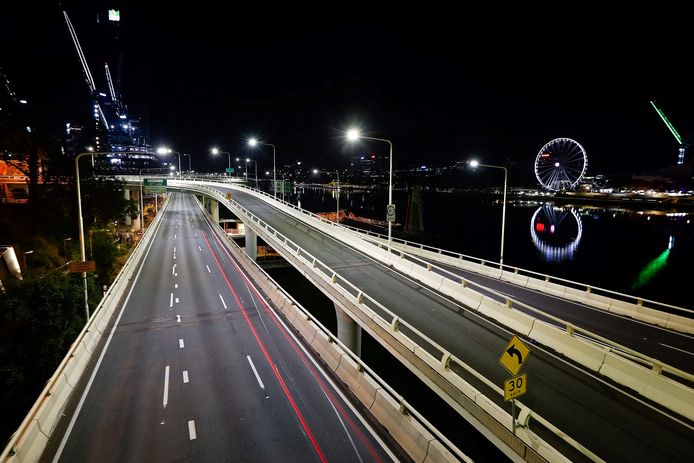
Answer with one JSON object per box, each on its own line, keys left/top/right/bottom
{"left": 659, "top": 343, "right": 694, "bottom": 356}
{"left": 174, "top": 247, "right": 176, "bottom": 253}
{"left": 206, "top": 265, "right": 211, "bottom": 274}
{"left": 179, "top": 339, "right": 184, "bottom": 348}
{"left": 246, "top": 355, "right": 265, "bottom": 391}
{"left": 218, "top": 292, "right": 227, "bottom": 310}
{"left": 163, "top": 365, "right": 170, "bottom": 408}
{"left": 169, "top": 293, "right": 174, "bottom": 308}
{"left": 183, "top": 371, "right": 189, "bottom": 383}
{"left": 188, "top": 420, "right": 197, "bottom": 440}
{"left": 172, "top": 264, "right": 176, "bottom": 276}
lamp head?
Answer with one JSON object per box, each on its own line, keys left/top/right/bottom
{"left": 248, "top": 138, "right": 258, "bottom": 147}
{"left": 468, "top": 160, "right": 479, "bottom": 168}
{"left": 346, "top": 129, "right": 360, "bottom": 142}
{"left": 211, "top": 147, "right": 219, "bottom": 155}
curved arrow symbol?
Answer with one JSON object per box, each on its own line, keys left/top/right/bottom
{"left": 506, "top": 344, "right": 524, "bottom": 364}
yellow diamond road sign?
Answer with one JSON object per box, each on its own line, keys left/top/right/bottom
{"left": 504, "top": 373, "right": 527, "bottom": 401}
{"left": 499, "top": 335, "right": 530, "bottom": 376}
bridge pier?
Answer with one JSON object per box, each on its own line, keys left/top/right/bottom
{"left": 123, "top": 188, "right": 132, "bottom": 226}
{"left": 335, "top": 304, "right": 361, "bottom": 356}
{"left": 245, "top": 227, "right": 257, "bottom": 261}
{"left": 210, "top": 198, "right": 220, "bottom": 223}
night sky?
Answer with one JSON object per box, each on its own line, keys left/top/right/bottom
{"left": 3, "top": 2, "right": 693, "bottom": 185}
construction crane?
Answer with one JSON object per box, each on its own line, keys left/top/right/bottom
{"left": 650, "top": 100, "right": 687, "bottom": 165}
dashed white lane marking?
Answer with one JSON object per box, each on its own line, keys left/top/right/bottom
{"left": 218, "top": 292, "right": 227, "bottom": 310}
{"left": 179, "top": 339, "right": 184, "bottom": 348}
{"left": 175, "top": 283, "right": 178, "bottom": 289}
{"left": 174, "top": 234, "right": 177, "bottom": 239}
{"left": 172, "top": 264, "right": 176, "bottom": 276}
{"left": 173, "top": 247, "right": 176, "bottom": 253}
{"left": 183, "top": 370, "right": 189, "bottom": 383}
{"left": 188, "top": 420, "right": 197, "bottom": 440}
{"left": 169, "top": 293, "right": 174, "bottom": 308}
{"left": 198, "top": 246, "right": 202, "bottom": 252}
{"left": 176, "top": 315, "right": 181, "bottom": 323}
{"left": 175, "top": 297, "right": 179, "bottom": 304}
{"left": 246, "top": 355, "right": 265, "bottom": 391}
{"left": 163, "top": 365, "right": 170, "bottom": 408}
{"left": 206, "top": 265, "right": 211, "bottom": 274}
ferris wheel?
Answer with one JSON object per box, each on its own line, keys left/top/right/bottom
{"left": 534, "top": 138, "right": 588, "bottom": 191}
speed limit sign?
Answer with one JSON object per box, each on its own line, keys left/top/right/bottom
{"left": 386, "top": 204, "right": 396, "bottom": 222}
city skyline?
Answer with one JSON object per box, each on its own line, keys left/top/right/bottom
{"left": 3, "top": 3, "right": 694, "bottom": 185}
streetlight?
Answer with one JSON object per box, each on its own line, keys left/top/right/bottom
{"left": 63, "top": 237, "right": 72, "bottom": 263}
{"left": 468, "top": 159, "right": 508, "bottom": 269}
{"left": 157, "top": 147, "right": 181, "bottom": 177}
{"left": 248, "top": 138, "right": 276, "bottom": 198}
{"left": 183, "top": 153, "right": 191, "bottom": 173}
{"left": 313, "top": 169, "right": 340, "bottom": 223}
{"left": 346, "top": 129, "right": 394, "bottom": 250}
{"left": 246, "top": 158, "right": 258, "bottom": 188}
{"left": 211, "top": 147, "right": 231, "bottom": 173}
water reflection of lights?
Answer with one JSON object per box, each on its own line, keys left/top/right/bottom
{"left": 530, "top": 205, "right": 583, "bottom": 262}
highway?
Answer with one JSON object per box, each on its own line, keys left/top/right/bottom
{"left": 216, "top": 186, "right": 694, "bottom": 463}
{"left": 429, "top": 263, "right": 694, "bottom": 375}
{"left": 45, "top": 193, "right": 397, "bottom": 463}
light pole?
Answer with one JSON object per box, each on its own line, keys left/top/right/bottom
{"left": 313, "top": 169, "right": 340, "bottom": 223}
{"left": 469, "top": 160, "right": 508, "bottom": 269}
{"left": 248, "top": 138, "right": 276, "bottom": 198}
{"left": 63, "top": 237, "right": 72, "bottom": 263}
{"left": 211, "top": 147, "right": 231, "bottom": 174}
{"left": 346, "top": 129, "right": 394, "bottom": 250}
{"left": 157, "top": 147, "right": 181, "bottom": 177}
{"left": 183, "top": 153, "right": 191, "bottom": 173}
{"left": 246, "top": 158, "right": 258, "bottom": 188}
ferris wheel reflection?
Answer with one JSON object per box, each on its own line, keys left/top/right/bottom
{"left": 530, "top": 205, "right": 583, "bottom": 262}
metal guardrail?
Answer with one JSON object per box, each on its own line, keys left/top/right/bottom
{"left": 178, "top": 180, "right": 603, "bottom": 462}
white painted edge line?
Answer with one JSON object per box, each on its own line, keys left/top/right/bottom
{"left": 206, "top": 265, "right": 212, "bottom": 274}
{"left": 179, "top": 339, "right": 184, "bottom": 349}
{"left": 659, "top": 343, "right": 694, "bottom": 356}
{"left": 183, "top": 370, "right": 189, "bottom": 383}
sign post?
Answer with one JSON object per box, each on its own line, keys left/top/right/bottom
{"left": 499, "top": 335, "right": 530, "bottom": 434}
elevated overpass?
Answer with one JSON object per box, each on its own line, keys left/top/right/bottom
{"left": 165, "top": 178, "right": 694, "bottom": 463}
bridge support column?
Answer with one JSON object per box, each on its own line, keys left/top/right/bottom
{"left": 335, "top": 304, "right": 361, "bottom": 356}
{"left": 210, "top": 198, "right": 219, "bottom": 223}
{"left": 245, "top": 227, "right": 257, "bottom": 261}
{"left": 123, "top": 188, "right": 132, "bottom": 226}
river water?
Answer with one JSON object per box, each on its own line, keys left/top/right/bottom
{"left": 255, "top": 186, "right": 692, "bottom": 461}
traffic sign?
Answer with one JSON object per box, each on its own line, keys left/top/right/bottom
{"left": 225, "top": 192, "right": 233, "bottom": 201}
{"left": 504, "top": 373, "right": 527, "bottom": 401}
{"left": 386, "top": 204, "right": 396, "bottom": 222}
{"left": 69, "top": 261, "right": 96, "bottom": 273}
{"left": 144, "top": 178, "right": 167, "bottom": 186}
{"left": 226, "top": 168, "right": 235, "bottom": 173}
{"left": 499, "top": 335, "right": 530, "bottom": 376}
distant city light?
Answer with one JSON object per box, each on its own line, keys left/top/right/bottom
{"left": 26, "top": 126, "right": 31, "bottom": 133}
{"left": 669, "top": 235, "right": 674, "bottom": 250}
{"left": 108, "top": 9, "right": 120, "bottom": 21}
{"left": 19, "top": 99, "right": 27, "bottom": 104}
{"left": 312, "top": 169, "right": 319, "bottom": 174}
{"left": 119, "top": 115, "right": 127, "bottom": 119}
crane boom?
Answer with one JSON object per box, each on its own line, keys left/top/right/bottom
{"left": 650, "top": 100, "right": 683, "bottom": 144}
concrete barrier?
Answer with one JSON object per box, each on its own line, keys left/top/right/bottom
{"left": 529, "top": 321, "right": 606, "bottom": 372}
{"left": 477, "top": 299, "right": 535, "bottom": 336}
{"left": 499, "top": 271, "right": 530, "bottom": 287}
{"left": 10, "top": 421, "right": 47, "bottom": 463}
{"left": 563, "top": 287, "right": 612, "bottom": 311}
{"left": 424, "top": 440, "right": 460, "bottom": 463}
{"left": 408, "top": 265, "right": 445, "bottom": 292}
{"left": 599, "top": 352, "right": 694, "bottom": 421}
{"left": 309, "top": 329, "right": 343, "bottom": 371}
{"left": 665, "top": 312, "right": 694, "bottom": 333}
{"left": 334, "top": 354, "right": 380, "bottom": 409}
{"left": 35, "top": 379, "right": 72, "bottom": 437}
{"left": 369, "top": 388, "right": 436, "bottom": 463}
{"left": 438, "top": 280, "right": 483, "bottom": 311}
{"left": 525, "top": 278, "right": 567, "bottom": 298}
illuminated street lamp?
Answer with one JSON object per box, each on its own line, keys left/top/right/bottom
{"left": 157, "top": 147, "right": 181, "bottom": 176}
{"left": 246, "top": 158, "right": 258, "bottom": 188}
{"left": 248, "top": 138, "right": 276, "bottom": 198}
{"left": 313, "top": 169, "right": 340, "bottom": 223}
{"left": 346, "top": 129, "right": 394, "bottom": 250}
{"left": 468, "top": 159, "right": 508, "bottom": 269}
{"left": 211, "top": 147, "right": 231, "bottom": 172}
